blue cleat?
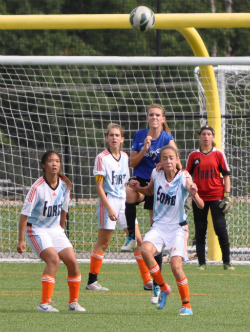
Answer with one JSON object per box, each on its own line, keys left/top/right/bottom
{"left": 179, "top": 306, "right": 193, "bottom": 316}
{"left": 157, "top": 285, "right": 171, "bottom": 310}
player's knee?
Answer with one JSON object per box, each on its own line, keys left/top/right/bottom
{"left": 126, "top": 186, "right": 138, "bottom": 203}
{"left": 141, "top": 243, "right": 151, "bottom": 260}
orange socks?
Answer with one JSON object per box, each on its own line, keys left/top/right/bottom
{"left": 176, "top": 277, "right": 191, "bottom": 309}
{"left": 67, "top": 274, "right": 81, "bottom": 303}
{"left": 90, "top": 250, "right": 104, "bottom": 275}
{"left": 41, "top": 274, "right": 55, "bottom": 304}
{"left": 148, "top": 263, "right": 168, "bottom": 291}
{"left": 134, "top": 253, "right": 151, "bottom": 285}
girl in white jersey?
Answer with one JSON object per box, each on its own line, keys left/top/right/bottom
{"left": 17, "top": 150, "right": 85, "bottom": 313}
{"left": 86, "top": 123, "right": 130, "bottom": 291}
{"left": 130, "top": 145, "right": 204, "bottom": 315}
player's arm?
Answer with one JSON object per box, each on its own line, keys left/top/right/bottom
{"left": 186, "top": 177, "right": 204, "bottom": 209}
{"left": 129, "top": 177, "right": 154, "bottom": 196}
{"left": 95, "top": 175, "right": 118, "bottom": 221}
{"left": 130, "top": 135, "right": 152, "bottom": 168}
{"left": 17, "top": 214, "right": 28, "bottom": 253}
{"left": 60, "top": 210, "right": 67, "bottom": 229}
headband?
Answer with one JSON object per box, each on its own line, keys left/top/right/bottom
{"left": 199, "top": 125, "right": 215, "bottom": 135}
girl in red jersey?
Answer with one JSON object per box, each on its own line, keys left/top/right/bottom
{"left": 17, "top": 150, "right": 86, "bottom": 312}
{"left": 186, "top": 126, "right": 234, "bottom": 270}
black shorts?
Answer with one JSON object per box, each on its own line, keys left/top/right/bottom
{"left": 131, "top": 176, "right": 154, "bottom": 210}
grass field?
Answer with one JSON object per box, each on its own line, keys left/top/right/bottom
{"left": 0, "top": 262, "right": 249, "bottom": 332}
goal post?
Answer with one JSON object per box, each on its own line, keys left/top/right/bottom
{"left": 0, "top": 56, "right": 249, "bottom": 263}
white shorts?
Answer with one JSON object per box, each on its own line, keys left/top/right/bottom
{"left": 97, "top": 194, "right": 138, "bottom": 230}
{"left": 25, "top": 224, "right": 73, "bottom": 258}
{"left": 143, "top": 223, "right": 189, "bottom": 261}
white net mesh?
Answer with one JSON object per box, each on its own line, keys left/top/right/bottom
{"left": 0, "top": 57, "right": 249, "bottom": 261}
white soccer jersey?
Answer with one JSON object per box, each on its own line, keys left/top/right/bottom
{"left": 21, "top": 176, "right": 70, "bottom": 228}
{"left": 152, "top": 169, "right": 191, "bottom": 225}
{"left": 93, "top": 149, "right": 130, "bottom": 198}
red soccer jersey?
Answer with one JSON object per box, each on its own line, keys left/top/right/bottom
{"left": 186, "top": 147, "right": 230, "bottom": 201}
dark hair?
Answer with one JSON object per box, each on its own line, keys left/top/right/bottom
{"left": 41, "top": 150, "right": 72, "bottom": 190}
{"left": 198, "top": 126, "right": 216, "bottom": 148}
{"left": 160, "top": 145, "right": 182, "bottom": 170}
{"left": 199, "top": 125, "right": 215, "bottom": 135}
{"left": 147, "top": 103, "right": 171, "bottom": 134}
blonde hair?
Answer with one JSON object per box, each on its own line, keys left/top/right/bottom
{"left": 160, "top": 145, "right": 182, "bottom": 170}
{"left": 147, "top": 103, "right": 171, "bottom": 134}
{"left": 41, "top": 150, "right": 72, "bottom": 191}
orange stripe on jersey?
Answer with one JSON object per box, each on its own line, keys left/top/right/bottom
{"left": 97, "top": 150, "right": 110, "bottom": 172}
{"left": 27, "top": 225, "right": 42, "bottom": 254}
{"left": 27, "top": 177, "right": 45, "bottom": 203}
{"left": 99, "top": 199, "right": 105, "bottom": 228}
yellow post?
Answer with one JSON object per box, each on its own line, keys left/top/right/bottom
{"left": 178, "top": 28, "right": 222, "bottom": 261}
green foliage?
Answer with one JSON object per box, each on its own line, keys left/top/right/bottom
{"left": 0, "top": 0, "right": 250, "bottom": 56}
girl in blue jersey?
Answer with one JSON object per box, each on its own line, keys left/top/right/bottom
{"left": 121, "top": 103, "right": 179, "bottom": 301}
{"left": 130, "top": 145, "right": 204, "bottom": 315}
{"left": 17, "top": 150, "right": 85, "bottom": 313}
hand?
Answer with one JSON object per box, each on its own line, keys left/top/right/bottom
{"left": 155, "top": 162, "right": 163, "bottom": 171}
{"left": 189, "top": 183, "right": 198, "bottom": 197}
{"left": 128, "top": 179, "right": 140, "bottom": 191}
{"left": 17, "top": 240, "right": 26, "bottom": 254}
{"left": 219, "top": 193, "right": 232, "bottom": 214}
{"left": 108, "top": 208, "right": 118, "bottom": 221}
{"left": 144, "top": 135, "right": 152, "bottom": 150}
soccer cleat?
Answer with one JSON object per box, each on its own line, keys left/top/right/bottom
{"left": 120, "top": 236, "right": 137, "bottom": 252}
{"left": 151, "top": 285, "right": 160, "bottom": 304}
{"left": 197, "top": 264, "right": 207, "bottom": 271}
{"left": 68, "top": 302, "right": 86, "bottom": 312}
{"left": 37, "top": 303, "right": 59, "bottom": 312}
{"left": 86, "top": 281, "right": 109, "bottom": 291}
{"left": 157, "top": 285, "right": 172, "bottom": 310}
{"left": 223, "top": 263, "right": 235, "bottom": 270}
{"left": 179, "top": 306, "right": 193, "bottom": 316}
{"left": 143, "top": 280, "right": 153, "bottom": 290}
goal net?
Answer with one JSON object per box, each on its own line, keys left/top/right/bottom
{"left": 0, "top": 56, "right": 249, "bottom": 262}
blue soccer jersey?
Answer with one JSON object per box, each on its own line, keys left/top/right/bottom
{"left": 132, "top": 129, "right": 174, "bottom": 179}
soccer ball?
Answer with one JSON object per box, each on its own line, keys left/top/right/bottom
{"left": 129, "top": 6, "right": 155, "bottom": 32}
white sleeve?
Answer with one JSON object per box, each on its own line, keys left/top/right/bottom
{"left": 62, "top": 187, "right": 70, "bottom": 213}
{"left": 93, "top": 154, "right": 106, "bottom": 177}
{"left": 21, "top": 187, "right": 39, "bottom": 216}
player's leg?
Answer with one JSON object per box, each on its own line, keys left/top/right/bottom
{"left": 59, "top": 246, "right": 86, "bottom": 312}
{"left": 148, "top": 205, "right": 162, "bottom": 302}
{"left": 192, "top": 201, "right": 209, "bottom": 269}
{"left": 169, "top": 225, "right": 192, "bottom": 315}
{"left": 119, "top": 201, "right": 152, "bottom": 290}
{"left": 26, "top": 225, "right": 59, "bottom": 312}
{"left": 123, "top": 185, "right": 144, "bottom": 248}
{"left": 86, "top": 229, "right": 112, "bottom": 291}
{"left": 170, "top": 256, "right": 193, "bottom": 316}
{"left": 210, "top": 201, "right": 234, "bottom": 270}
{"left": 133, "top": 224, "right": 152, "bottom": 290}
{"left": 142, "top": 230, "right": 171, "bottom": 310}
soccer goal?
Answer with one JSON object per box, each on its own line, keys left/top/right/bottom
{"left": 0, "top": 56, "right": 249, "bottom": 262}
